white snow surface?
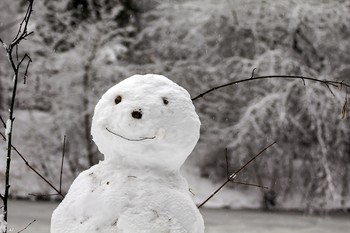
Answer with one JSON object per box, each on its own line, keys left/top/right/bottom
{"left": 51, "top": 74, "right": 204, "bottom": 233}
{"left": 0, "top": 214, "right": 6, "bottom": 233}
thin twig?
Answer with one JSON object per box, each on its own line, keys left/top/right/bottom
{"left": 17, "top": 53, "right": 31, "bottom": 69}
{"left": 197, "top": 179, "right": 231, "bottom": 209}
{"left": 60, "top": 136, "right": 67, "bottom": 192}
{"left": 11, "top": 1, "right": 33, "bottom": 46}
{"left": 17, "top": 219, "right": 36, "bottom": 233}
{"left": 225, "top": 148, "right": 229, "bottom": 180}
{"left": 23, "top": 31, "right": 34, "bottom": 40}
{"left": 0, "top": 132, "right": 64, "bottom": 198}
{"left": 197, "top": 141, "right": 276, "bottom": 208}
{"left": 192, "top": 75, "right": 349, "bottom": 101}
{"left": 231, "top": 141, "right": 277, "bottom": 178}
{"left": 23, "top": 56, "right": 32, "bottom": 84}
{"left": 16, "top": 44, "right": 19, "bottom": 61}
{"left": 225, "top": 148, "right": 268, "bottom": 189}
{"left": 0, "top": 115, "right": 5, "bottom": 128}
{"left": 341, "top": 89, "right": 348, "bottom": 119}
{"left": 323, "top": 83, "right": 335, "bottom": 97}
{"left": 28, "top": 193, "right": 62, "bottom": 197}
{"left": 231, "top": 181, "right": 269, "bottom": 189}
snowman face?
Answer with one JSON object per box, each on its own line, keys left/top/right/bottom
{"left": 91, "top": 74, "right": 201, "bottom": 170}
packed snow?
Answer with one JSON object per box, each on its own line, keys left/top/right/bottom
{"left": 51, "top": 74, "right": 204, "bottom": 233}
{"left": 0, "top": 214, "right": 6, "bottom": 233}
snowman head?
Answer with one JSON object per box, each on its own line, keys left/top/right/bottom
{"left": 91, "top": 74, "right": 200, "bottom": 171}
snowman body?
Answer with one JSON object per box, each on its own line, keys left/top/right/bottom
{"left": 51, "top": 74, "right": 204, "bottom": 233}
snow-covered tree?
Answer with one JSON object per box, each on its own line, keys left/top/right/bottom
{"left": 0, "top": 0, "right": 349, "bottom": 211}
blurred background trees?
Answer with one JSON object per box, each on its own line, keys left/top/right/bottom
{"left": 0, "top": 0, "right": 349, "bottom": 212}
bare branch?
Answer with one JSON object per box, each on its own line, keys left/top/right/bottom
{"left": 341, "top": 90, "right": 348, "bottom": 119}
{"left": 17, "top": 219, "right": 36, "bottom": 233}
{"left": 197, "top": 141, "right": 276, "bottom": 208}
{"left": 0, "top": 194, "right": 4, "bottom": 201}
{"left": 16, "top": 44, "right": 19, "bottom": 61}
{"left": 28, "top": 193, "right": 62, "bottom": 197}
{"left": 231, "top": 181, "right": 269, "bottom": 189}
{"left": 19, "top": 54, "right": 32, "bottom": 84}
{"left": 59, "top": 136, "right": 67, "bottom": 192}
{"left": 0, "top": 132, "right": 64, "bottom": 198}
{"left": 225, "top": 148, "right": 229, "bottom": 180}
{"left": 17, "top": 53, "right": 31, "bottom": 69}
{"left": 0, "top": 115, "right": 5, "bottom": 128}
{"left": 23, "top": 31, "right": 34, "bottom": 40}
{"left": 323, "top": 83, "right": 335, "bottom": 97}
{"left": 11, "top": 0, "right": 34, "bottom": 47}
{"left": 192, "top": 75, "right": 350, "bottom": 101}
{"left": 197, "top": 178, "right": 230, "bottom": 209}
{"left": 324, "top": 81, "right": 341, "bottom": 88}
{"left": 226, "top": 147, "right": 269, "bottom": 189}
{"left": 231, "top": 141, "right": 277, "bottom": 178}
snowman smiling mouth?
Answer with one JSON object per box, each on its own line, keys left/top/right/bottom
{"left": 106, "top": 128, "right": 156, "bottom": 141}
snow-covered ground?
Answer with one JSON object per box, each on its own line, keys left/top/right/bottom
{"left": 7, "top": 200, "right": 350, "bottom": 233}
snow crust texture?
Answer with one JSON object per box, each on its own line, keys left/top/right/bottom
{"left": 51, "top": 74, "right": 204, "bottom": 233}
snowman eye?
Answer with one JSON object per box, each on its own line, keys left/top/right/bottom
{"left": 115, "top": 96, "right": 122, "bottom": 104}
{"left": 162, "top": 97, "right": 169, "bottom": 105}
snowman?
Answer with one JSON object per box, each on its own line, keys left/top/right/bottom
{"left": 51, "top": 74, "right": 204, "bottom": 233}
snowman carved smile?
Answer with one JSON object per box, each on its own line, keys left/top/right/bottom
{"left": 105, "top": 127, "right": 156, "bottom": 141}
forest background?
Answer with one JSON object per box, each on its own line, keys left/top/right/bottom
{"left": 0, "top": 0, "right": 349, "bottom": 212}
